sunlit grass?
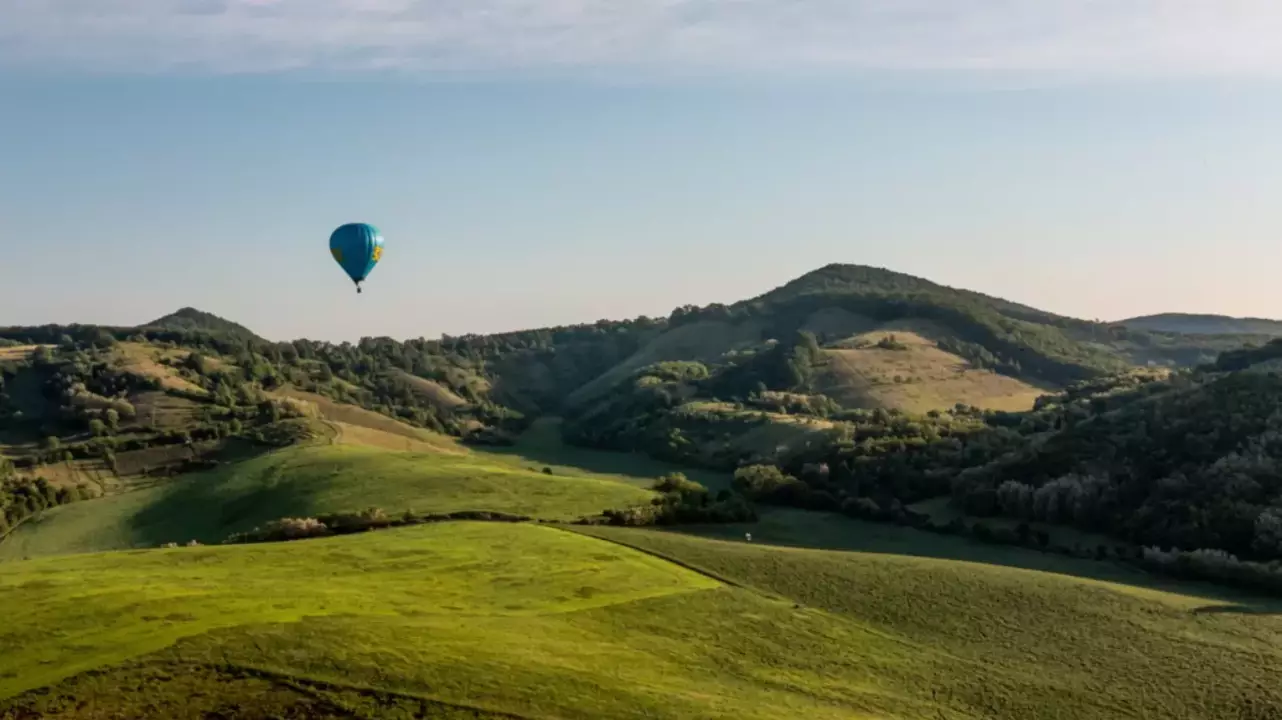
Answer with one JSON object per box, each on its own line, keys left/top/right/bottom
{"left": 576, "top": 525, "right": 1282, "bottom": 719}
{"left": 1, "top": 444, "right": 655, "bottom": 559}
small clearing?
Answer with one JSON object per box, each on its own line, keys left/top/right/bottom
{"left": 113, "top": 342, "right": 206, "bottom": 395}
{"left": 0, "top": 345, "right": 42, "bottom": 363}
{"left": 817, "top": 330, "right": 1049, "bottom": 413}
{"left": 393, "top": 370, "right": 468, "bottom": 410}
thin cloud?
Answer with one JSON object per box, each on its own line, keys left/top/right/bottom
{"left": 4, "top": 0, "right": 1282, "bottom": 78}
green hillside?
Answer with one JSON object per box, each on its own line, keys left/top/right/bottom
{"left": 4, "top": 522, "right": 1280, "bottom": 719}
{"left": 6, "top": 263, "right": 1282, "bottom": 718}
{"left": 0, "top": 442, "right": 656, "bottom": 559}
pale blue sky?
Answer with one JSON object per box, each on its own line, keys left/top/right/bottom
{"left": 4, "top": 2, "right": 1282, "bottom": 342}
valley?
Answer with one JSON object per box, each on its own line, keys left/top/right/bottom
{"left": 4, "top": 265, "right": 1282, "bottom": 718}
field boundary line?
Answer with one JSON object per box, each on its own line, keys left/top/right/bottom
{"left": 215, "top": 661, "right": 544, "bottom": 720}
{"left": 554, "top": 525, "right": 789, "bottom": 600}
{"left": 558, "top": 526, "right": 983, "bottom": 663}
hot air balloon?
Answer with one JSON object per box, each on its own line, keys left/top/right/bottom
{"left": 328, "top": 223, "right": 385, "bottom": 294}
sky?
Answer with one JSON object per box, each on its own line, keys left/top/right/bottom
{"left": 4, "top": 2, "right": 1282, "bottom": 342}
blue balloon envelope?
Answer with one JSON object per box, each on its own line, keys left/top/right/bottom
{"left": 329, "top": 223, "right": 385, "bottom": 293}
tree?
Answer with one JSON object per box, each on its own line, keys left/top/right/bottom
{"left": 654, "top": 472, "right": 708, "bottom": 496}
{"left": 104, "top": 409, "right": 120, "bottom": 431}
{"left": 1253, "top": 507, "right": 1282, "bottom": 557}
{"left": 88, "top": 419, "right": 107, "bottom": 437}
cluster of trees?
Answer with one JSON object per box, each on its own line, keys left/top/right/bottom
{"left": 223, "top": 507, "right": 533, "bottom": 545}
{"left": 0, "top": 314, "right": 663, "bottom": 440}
{"left": 565, "top": 342, "right": 1282, "bottom": 593}
{"left": 704, "top": 331, "right": 824, "bottom": 398}
{"left": 577, "top": 473, "right": 756, "bottom": 527}
{"left": 225, "top": 473, "right": 755, "bottom": 546}
{"left": 952, "top": 371, "right": 1282, "bottom": 562}
{"left": 0, "top": 340, "right": 329, "bottom": 483}
{"left": 0, "top": 455, "right": 91, "bottom": 537}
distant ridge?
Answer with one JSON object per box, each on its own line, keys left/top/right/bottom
{"left": 745, "top": 263, "right": 1079, "bottom": 327}
{"left": 139, "top": 307, "right": 263, "bottom": 342}
{"left": 1119, "top": 313, "right": 1282, "bottom": 337}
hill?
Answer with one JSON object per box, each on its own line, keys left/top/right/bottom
{"left": 7, "top": 265, "right": 1282, "bottom": 580}
{"left": 7, "top": 263, "right": 1282, "bottom": 718}
{"left": 1121, "top": 312, "right": 1282, "bottom": 336}
{"left": 3, "top": 521, "right": 1280, "bottom": 719}
{"left": 138, "top": 307, "right": 264, "bottom": 342}
{"left": 814, "top": 328, "right": 1049, "bottom": 413}
{"left": 564, "top": 264, "right": 1253, "bottom": 415}
{"left": 748, "top": 263, "right": 1073, "bottom": 326}
{"left": 0, "top": 442, "right": 657, "bottom": 560}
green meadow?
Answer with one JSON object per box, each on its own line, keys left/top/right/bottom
{"left": 3, "top": 520, "right": 1281, "bottom": 719}
{"left": 0, "top": 442, "right": 656, "bottom": 560}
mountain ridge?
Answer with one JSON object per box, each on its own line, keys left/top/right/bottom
{"left": 1119, "top": 312, "right": 1282, "bottom": 337}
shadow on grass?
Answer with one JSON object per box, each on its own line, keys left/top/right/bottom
{"left": 125, "top": 450, "right": 333, "bottom": 548}
{"left": 670, "top": 506, "right": 1282, "bottom": 607}
{"left": 484, "top": 417, "right": 732, "bottom": 491}
{"left": 1191, "top": 603, "right": 1282, "bottom": 617}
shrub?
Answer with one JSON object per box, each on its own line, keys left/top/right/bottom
{"left": 653, "top": 472, "right": 708, "bottom": 496}
{"left": 226, "top": 517, "right": 331, "bottom": 544}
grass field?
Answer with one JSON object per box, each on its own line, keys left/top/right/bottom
{"left": 5, "top": 521, "right": 1281, "bottom": 719}
{"left": 675, "top": 506, "right": 1139, "bottom": 578}
{"left": 0, "top": 443, "right": 657, "bottom": 559}
{"left": 576, "top": 525, "right": 1282, "bottom": 720}
{"left": 817, "top": 330, "right": 1049, "bottom": 413}
{"left": 0, "top": 524, "right": 714, "bottom": 707}
{"left": 113, "top": 342, "right": 208, "bottom": 395}
{"left": 490, "top": 417, "right": 732, "bottom": 491}
{"left": 393, "top": 369, "right": 469, "bottom": 410}
{"left": 275, "top": 387, "right": 467, "bottom": 454}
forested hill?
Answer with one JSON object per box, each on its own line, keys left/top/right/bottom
{"left": 140, "top": 307, "right": 263, "bottom": 343}
{"left": 0, "top": 264, "right": 1263, "bottom": 437}
{"left": 1120, "top": 312, "right": 1282, "bottom": 337}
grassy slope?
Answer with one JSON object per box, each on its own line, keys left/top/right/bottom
{"left": 113, "top": 341, "right": 208, "bottom": 395}
{"left": 0, "top": 440, "right": 656, "bottom": 559}
{"left": 0, "top": 523, "right": 719, "bottom": 703}
{"left": 5, "top": 521, "right": 1281, "bottom": 719}
{"left": 578, "top": 525, "right": 1282, "bottom": 720}
{"left": 489, "top": 417, "right": 732, "bottom": 490}
{"left": 3, "top": 522, "right": 908, "bottom": 720}
{"left": 817, "top": 329, "right": 1049, "bottom": 412}
{"left": 0, "top": 663, "right": 516, "bottom": 719}
{"left": 392, "top": 369, "right": 469, "bottom": 410}
{"left": 274, "top": 387, "right": 466, "bottom": 454}
{"left": 566, "top": 319, "right": 767, "bottom": 408}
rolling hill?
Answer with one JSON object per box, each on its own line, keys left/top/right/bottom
{"left": 3, "top": 521, "right": 1280, "bottom": 719}
{"left": 0, "top": 442, "right": 657, "bottom": 560}
{"left": 1121, "top": 312, "right": 1282, "bottom": 336}
{"left": 6, "top": 263, "right": 1282, "bottom": 718}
